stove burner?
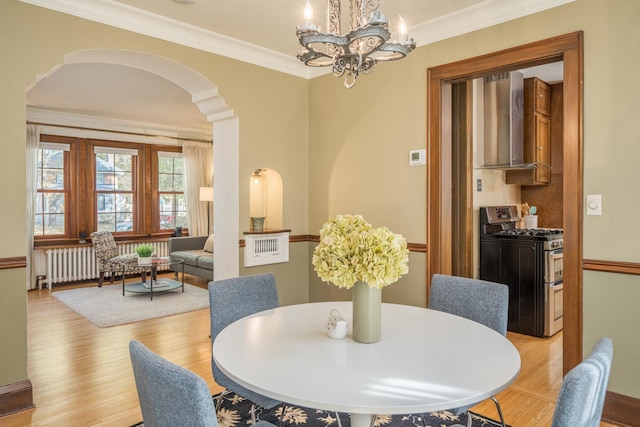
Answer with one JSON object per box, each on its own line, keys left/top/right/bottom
{"left": 496, "top": 229, "right": 562, "bottom": 237}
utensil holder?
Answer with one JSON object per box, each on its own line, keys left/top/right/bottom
{"left": 524, "top": 215, "right": 538, "bottom": 229}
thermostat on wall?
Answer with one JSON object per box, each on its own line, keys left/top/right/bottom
{"left": 409, "top": 149, "right": 426, "bottom": 166}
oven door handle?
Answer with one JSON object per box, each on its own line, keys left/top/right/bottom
{"left": 548, "top": 252, "right": 563, "bottom": 261}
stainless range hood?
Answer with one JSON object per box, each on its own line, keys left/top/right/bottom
{"left": 482, "top": 71, "right": 524, "bottom": 169}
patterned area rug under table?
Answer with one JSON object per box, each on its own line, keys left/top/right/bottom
{"left": 131, "top": 391, "right": 510, "bottom": 427}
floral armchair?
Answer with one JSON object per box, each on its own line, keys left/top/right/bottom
{"left": 90, "top": 231, "right": 145, "bottom": 287}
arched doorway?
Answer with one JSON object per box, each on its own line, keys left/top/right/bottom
{"left": 30, "top": 49, "right": 240, "bottom": 279}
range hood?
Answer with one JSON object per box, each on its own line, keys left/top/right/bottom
{"left": 482, "top": 71, "right": 525, "bottom": 169}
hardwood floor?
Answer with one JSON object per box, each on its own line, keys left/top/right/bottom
{"left": 2, "top": 276, "right": 614, "bottom": 426}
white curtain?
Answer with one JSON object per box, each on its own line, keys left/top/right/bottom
{"left": 25, "top": 125, "right": 39, "bottom": 290}
{"left": 183, "top": 140, "right": 213, "bottom": 236}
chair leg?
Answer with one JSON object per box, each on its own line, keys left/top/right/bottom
{"left": 275, "top": 403, "right": 288, "bottom": 427}
{"left": 249, "top": 404, "right": 260, "bottom": 425}
{"left": 214, "top": 389, "right": 232, "bottom": 412}
{"left": 490, "top": 396, "right": 506, "bottom": 427}
{"left": 98, "top": 272, "right": 105, "bottom": 287}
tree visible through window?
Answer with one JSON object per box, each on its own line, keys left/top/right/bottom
{"left": 95, "top": 148, "right": 135, "bottom": 233}
{"left": 158, "top": 153, "right": 187, "bottom": 230}
{"left": 35, "top": 146, "right": 66, "bottom": 236}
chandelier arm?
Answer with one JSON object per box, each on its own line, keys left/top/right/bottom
{"left": 373, "top": 41, "right": 416, "bottom": 61}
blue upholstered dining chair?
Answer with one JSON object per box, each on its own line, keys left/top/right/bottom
{"left": 428, "top": 273, "right": 510, "bottom": 427}
{"left": 551, "top": 337, "right": 613, "bottom": 427}
{"left": 129, "top": 340, "right": 279, "bottom": 427}
{"left": 209, "top": 273, "right": 281, "bottom": 423}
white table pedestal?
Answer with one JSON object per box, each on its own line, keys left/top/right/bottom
{"left": 351, "top": 413, "right": 373, "bottom": 427}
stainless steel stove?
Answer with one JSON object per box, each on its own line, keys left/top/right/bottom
{"left": 479, "top": 206, "right": 563, "bottom": 337}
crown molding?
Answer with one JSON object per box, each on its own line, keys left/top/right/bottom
{"left": 19, "top": 0, "right": 314, "bottom": 79}
{"left": 412, "top": 0, "right": 575, "bottom": 46}
{"left": 19, "top": 0, "right": 574, "bottom": 80}
{"left": 27, "top": 107, "right": 212, "bottom": 144}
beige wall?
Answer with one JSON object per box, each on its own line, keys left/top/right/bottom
{"left": 2, "top": 0, "right": 640, "bottom": 406}
{"left": 239, "top": 243, "right": 310, "bottom": 307}
{"left": 0, "top": 1, "right": 310, "bottom": 388}
{"left": 308, "top": 0, "right": 640, "bottom": 399}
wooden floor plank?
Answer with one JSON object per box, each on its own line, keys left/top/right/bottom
{"left": 0, "top": 275, "right": 614, "bottom": 426}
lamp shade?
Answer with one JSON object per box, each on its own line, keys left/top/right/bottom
{"left": 199, "top": 186, "right": 214, "bottom": 202}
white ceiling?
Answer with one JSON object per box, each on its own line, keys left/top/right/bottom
{"left": 111, "top": 0, "right": 485, "bottom": 57}
{"left": 22, "top": 0, "right": 572, "bottom": 134}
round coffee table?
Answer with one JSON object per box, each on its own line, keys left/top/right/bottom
{"left": 121, "top": 258, "right": 184, "bottom": 300}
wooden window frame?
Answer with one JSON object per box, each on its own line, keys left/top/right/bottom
{"left": 152, "top": 146, "right": 186, "bottom": 233}
{"left": 33, "top": 135, "right": 182, "bottom": 247}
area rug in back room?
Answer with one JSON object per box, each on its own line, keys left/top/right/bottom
{"left": 130, "top": 391, "right": 509, "bottom": 427}
{"left": 52, "top": 283, "right": 209, "bottom": 327}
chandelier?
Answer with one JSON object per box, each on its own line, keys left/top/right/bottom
{"left": 296, "top": 0, "right": 415, "bottom": 88}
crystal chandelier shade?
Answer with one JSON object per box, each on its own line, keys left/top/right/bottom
{"left": 296, "top": 0, "right": 415, "bottom": 88}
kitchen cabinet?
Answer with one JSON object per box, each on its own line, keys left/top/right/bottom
{"left": 506, "top": 77, "right": 551, "bottom": 185}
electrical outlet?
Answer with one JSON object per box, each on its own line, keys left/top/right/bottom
{"left": 477, "top": 179, "right": 482, "bottom": 191}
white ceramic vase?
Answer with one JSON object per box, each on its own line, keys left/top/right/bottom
{"left": 352, "top": 281, "right": 381, "bottom": 343}
{"left": 138, "top": 256, "right": 152, "bottom": 265}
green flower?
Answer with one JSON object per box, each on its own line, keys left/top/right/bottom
{"left": 312, "top": 214, "right": 409, "bottom": 290}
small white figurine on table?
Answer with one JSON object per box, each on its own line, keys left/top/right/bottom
{"left": 326, "top": 309, "right": 347, "bottom": 339}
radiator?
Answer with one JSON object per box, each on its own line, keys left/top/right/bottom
{"left": 45, "top": 241, "right": 169, "bottom": 288}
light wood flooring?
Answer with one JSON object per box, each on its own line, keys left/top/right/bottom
{"left": 2, "top": 275, "right": 615, "bottom": 426}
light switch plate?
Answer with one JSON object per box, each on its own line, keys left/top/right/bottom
{"left": 586, "top": 194, "right": 602, "bottom": 215}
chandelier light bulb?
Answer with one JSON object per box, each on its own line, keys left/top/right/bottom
{"left": 398, "top": 15, "right": 408, "bottom": 43}
{"left": 298, "top": 0, "right": 318, "bottom": 31}
{"left": 303, "top": 0, "right": 313, "bottom": 22}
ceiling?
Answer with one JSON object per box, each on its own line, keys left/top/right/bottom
{"left": 22, "top": 0, "right": 572, "bottom": 134}
{"left": 104, "top": 0, "right": 486, "bottom": 58}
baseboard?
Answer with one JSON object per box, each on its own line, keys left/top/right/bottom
{"left": 0, "top": 379, "right": 34, "bottom": 417}
{"left": 603, "top": 391, "right": 640, "bottom": 427}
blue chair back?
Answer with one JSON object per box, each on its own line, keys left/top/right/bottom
{"left": 208, "top": 273, "right": 280, "bottom": 409}
{"left": 429, "top": 273, "right": 509, "bottom": 336}
{"left": 129, "top": 340, "right": 217, "bottom": 427}
{"left": 551, "top": 337, "right": 613, "bottom": 427}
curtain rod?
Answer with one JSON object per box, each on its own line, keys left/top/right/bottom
{"left": 26, "top": 121, "right": 213, "bottom": 144}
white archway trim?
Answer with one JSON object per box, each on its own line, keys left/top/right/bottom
{"left": 59, "top": 48, "right": 239, "bottom": 280}
{"left": 64, "top": 49, "right": 234, "bottom": 121}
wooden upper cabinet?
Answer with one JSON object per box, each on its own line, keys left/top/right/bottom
{"left": 531, "top": 113, "right": 551, "bottom": 183}
{"left": 533, "top": 78, "right": 551, "bottom": 116}
{"left": 506, "top": 77, "right": 551, "bottom": 185}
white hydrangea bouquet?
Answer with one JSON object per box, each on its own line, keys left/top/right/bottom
{"left": 312, "top": 214, "right": 409, "bottom": 289}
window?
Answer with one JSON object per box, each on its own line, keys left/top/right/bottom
{"left": 157, "top": 152, "right": 186, "bottom": 230}
{"left": 95, "top": 146, "right": 138, "bottom": 233}
{"left": 35, "top": 142, "right": 69, "bottom": 236}
{"left": 33, "top": 136, "right": 186, "bottom": 245}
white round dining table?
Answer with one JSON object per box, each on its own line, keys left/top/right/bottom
{"left": 212, "top": 302, "right": 520, "bottom": 427}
